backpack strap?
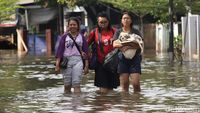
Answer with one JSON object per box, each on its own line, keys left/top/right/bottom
{"left": 96, "top": 28, "right": 104, "bottom": 53}
{"left": 111, "top": 27, "right": 115, "bottom": 35}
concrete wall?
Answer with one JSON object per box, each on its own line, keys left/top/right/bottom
{"left": 143, "top": 24, "right": 156, "bottom": 55}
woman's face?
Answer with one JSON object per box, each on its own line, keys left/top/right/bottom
{"left": 97, "top": 17, "right": 109, "bottom": 29}
{"left": 121, "top": 14, "right": 132, "bottom": 27}
{"left": 68, "top": 20, "right": 79, "bottom": 33}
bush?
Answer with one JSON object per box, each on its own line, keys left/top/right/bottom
{"left": 174, "top": 35, "right": 182, "bottom": 63}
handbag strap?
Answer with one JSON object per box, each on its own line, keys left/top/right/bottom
{"left": 67, "top": 33, "right": 84, "bottom": 63}
{"left": 97, "top": 29, "right": 104, "bottom": 54}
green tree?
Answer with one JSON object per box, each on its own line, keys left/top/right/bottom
{"left": 189, "top": 0, "right": 200, "bottom": 14}
{"left": 57, "top": 0, "right": 76, "bottom": 7}
{"left": 47, "top": 0, "right": 200, "bottom": 34}
{"left": 57, "top": 0, "right": 160, "bottom": 35}
{"left": 34, "top": 0, "right": 59, "bottom": 7}
{"left": 101, "top": 0, "right": 163, "bottom": 36}
{"left": 0, "top": 0, "right": 20, "bottom": 23}
{"left": 56, "top": 0, "right": 200, "bottom": 19}
{"left": 56, "top": 0, "right": 96, "bottom": 7}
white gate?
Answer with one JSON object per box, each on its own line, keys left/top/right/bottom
{"left": 181, "top": 14, "right": 200, "bottom": 61}
{"left": 156, "top": 24, "right": 179, "bottom": 57}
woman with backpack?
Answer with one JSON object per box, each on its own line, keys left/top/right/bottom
{"left": 87, "top": 12, "right": 120, "bottom": 93}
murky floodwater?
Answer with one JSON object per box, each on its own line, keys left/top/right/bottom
{"left": 0, "top": 50, "right": 200, "bottom": 113}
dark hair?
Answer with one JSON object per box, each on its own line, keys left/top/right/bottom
{"left": 67, "top": 17, "right": 80, "bottom": 31}
{"left": 121, "top": 11, "right": 133, "bottom": 28}
{"left": 97, "top": 11, "right": 112, "bottom": 31}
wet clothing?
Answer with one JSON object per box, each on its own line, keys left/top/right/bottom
{"left": 95, "top": 61, "right": 119, "bottom": 88}
{"left": 113, "top": 28, "right": 142, "bottom": 74}
{"left": 87, "top": 28, "right": 119, "bottom": 88}
{"left": 62, "top": 56, "right": 83, "bottom": 87}
{"left": 118, "top": 52, "right": 142, "bottom": 74}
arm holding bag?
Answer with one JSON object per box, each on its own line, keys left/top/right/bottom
{"left": 103, "top": 48, "right": 119, "bottom": 74}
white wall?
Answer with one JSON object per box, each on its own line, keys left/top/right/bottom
{"left": 17, "top": 0, "right": 34, "bottom": 4}
{"left": 63, "top": 6, "right": 88, "bottom": 32}
{"left": 182, "top": 14, "right": 200, "bottom": 61}
{"left": 156, "top": 23, "right": 180, "bottom": 56}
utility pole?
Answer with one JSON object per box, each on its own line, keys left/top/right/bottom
{"left": 168, "top": 0, "right": 174, "bottom": 64}
{"left": 58, "top": 4, "right": 64, "bottom": 35}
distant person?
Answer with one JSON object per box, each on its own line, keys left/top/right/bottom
{"left": 87, "top": 12, "right": 120, "bottom": 93}
{"left": 113, "top": 11, "right": 144, "bottom": 93}
{"left": 78, "top": 17, "right": 88, "bottom": 37}
{"left": 55, "top": 17, "right": 89, "bottom": 94}
{"left": 80, "top": 23, "right": 88, "bottom": 37}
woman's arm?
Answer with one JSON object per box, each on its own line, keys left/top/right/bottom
{"left": 55, "top": 57, "right": 61, "bottom": 73}
{"left": 83, "top": 59, "right": 89, "bottom": 75}
{"left": 55, "top": 34, "right": 67, "bottom": 73}
{"left": 55, "top": 34, "right": 67, "bottom": 58}
{"left": 113, "top": 39, "right": 122, "bottom": 48}
{"left": 81, "top": 35, "right": 89, "bottom": 75}
{"left": 112, "top": 29, "right": 122, "bottom": 48}
{"left": 122, "top": 42, "right": 140, "bottom": 49}
{"left": 87, "top": 29, "right": 96, "bottom": 46}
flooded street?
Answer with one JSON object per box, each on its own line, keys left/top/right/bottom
{"left": 0, "top": 50, "right": 200, "bottom": 113}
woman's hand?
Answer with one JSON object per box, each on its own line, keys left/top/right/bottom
{"left": 55, "top": 64, "right": 60, "bottom": 74}
{"left": 113, "top": 39, "right": 122, "bottom": 48}
{"left": 83, "top": 66, "right": 89, "bottom": 75}
{"left": 55, "top": 58, "right": 61, "bottom": 74}
{"left": 83, "top": 60, "right": 89, "bottom": 75}
{"left": 81, "top": 52, "right": 87, "bottom": 59}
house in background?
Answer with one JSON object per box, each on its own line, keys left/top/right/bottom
{"left": 0, "top": 0, "right": 58, "bottom": 53}
{"left": 14, "top": 0, "right": 88, "bottom": 55}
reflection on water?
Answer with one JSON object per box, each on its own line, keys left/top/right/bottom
{"left": 0, "top": 50, "right": 200, "bottom": 113}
